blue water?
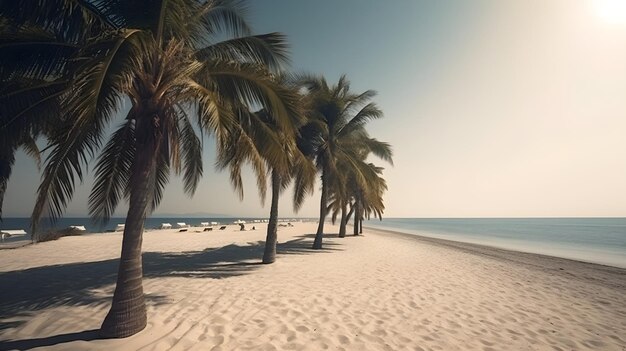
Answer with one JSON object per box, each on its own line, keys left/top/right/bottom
{"left": 364, "top": 218, "right": 626, "bottom": 268}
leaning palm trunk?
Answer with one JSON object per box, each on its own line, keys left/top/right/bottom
{"left": 313, "top": 168, "right": 328, "bottom": 249}
{"left": 360, "top": 219, "right": 363, "bottom": 234}
{"left": 353, "top": 201, "right": 360, "bottom": 236}
{"left": 262, "top": 170, "right": 281, "bottom": 264}
{"left": 338, "top": 203, "right": 348, "bottom": 238}
{"left": 101, "top": 111, "right": 161, "bottom": 338}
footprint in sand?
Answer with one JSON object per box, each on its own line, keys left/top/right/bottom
{"left": 295, "top": 325, "right": 309, "bottom": 332}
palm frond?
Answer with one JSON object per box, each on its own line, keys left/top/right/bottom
{"left": 338, "top": 102, "right": 383, "bottom": 137}
{"left": 363, "top": 138, "right": 394, "bottom": 166}
{"left": 188, "top": 0, "right": 252, "bottom": 45}
{"left": 195, "top": 33, "right": 289, "bottom": 72}
{"left": 177, "top": 110, "right": 203, "bottom": 195}
{"left": 198, "top": 61, "right": 300, "bottom": 135}
{"left": 88, "top": 119, "right": 135, "bottom": 225}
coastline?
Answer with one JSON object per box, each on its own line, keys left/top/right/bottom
{"left": 364, "top": 226, "right": 626, "bottom": 290}
{"left": 1, "top": 222, "right": 625, "bottom": 350}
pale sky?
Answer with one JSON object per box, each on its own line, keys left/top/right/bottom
{"left": 4, "top": 0, "right": 626, "bottom": 218}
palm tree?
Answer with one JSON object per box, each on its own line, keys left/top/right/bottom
{"left": 218, "top": 103, "right": 316, "bottom": 264}
{"left": 328, "top": 154, "right": 388, "bottom": 237}
{"left": 297, "top": 75, "right": 392, "bottom": 249}
{"left": 1, "top": 0, "right": 299, "bottom": 338}
{"left": 350, "top": 162, "right": 387, "bottom": 235}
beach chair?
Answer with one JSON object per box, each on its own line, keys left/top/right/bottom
{"left": 160, "top": 223, "right": 172, "bottom": 229}
{"left": 176, "top": 222, "right": 189, "bottom": 228}
{"left": 203, "top": 227, "right": 213, "bottom": 232}
{"left": 200, "top": 222, "right": 209, "bottom": 227}
{"left": 69, "top": 225, "right": 87, "bottom": 231}
{"left": 1, "top": 229, "right": 27, "bottom": 241}
{"left": 219, "top": 226, "right": 227, "bottom": 230}
{"left": 115, "top": 224, "right": 125, "bottom": 231}
{"left": 178, "top": 228, "right": 188, "bottom": 232}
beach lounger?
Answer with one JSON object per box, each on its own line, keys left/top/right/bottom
{"left": 178, "top": 228, "right": 188, "bottom": 232}
{"left": 176, "top": 222, "right": 189, "bottom": 228}
{"left": 115, "top": 224, "right": 125, "bottom": 231}
{"left": 200, "top": 222, "right": 209, "bottom": 227}
{"left": 219, "top": 226, "right": 227, "bottom": 230}
{"left": 203, "top": 227, "right": 213, "bottom": 231}
{"left": 69, "top": 226, "right": 87, "bottom": 231}
{"left": 1, "top": 229, "right": 27, "bottom": 241}
{"left": 160, "top": 223, "right": 172, "bottom": 229}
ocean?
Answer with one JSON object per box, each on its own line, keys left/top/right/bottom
{"left": 364, "top": 218, "right": 626, "bottom": 268}
{"left": 2, "top": 217, "right": 625, "bottom": 269}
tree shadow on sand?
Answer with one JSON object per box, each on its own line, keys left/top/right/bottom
{"left": 0, "top": 235, "right": 340, "bottom": 350}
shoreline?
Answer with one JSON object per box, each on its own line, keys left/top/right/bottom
{"left": 363, "top": 223, "right": 626, "bottom": 269}
{"left": 364, "top": 226, "right": 626, "bottom": 289}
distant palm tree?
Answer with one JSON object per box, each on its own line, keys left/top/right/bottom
{"left": 351, "top": 162, "right": 387, "bottom": 235}
{"left": 217, "top": 103, "right": 316, "bottom": 264}
{"left": 328, "top": 152, "right": 388, "bottom": 237}
{"left": 1, "top": 0, "right": 298, "bottom": 338}
{"left": 297, "top": 75, "right": 392, "bottom": 249}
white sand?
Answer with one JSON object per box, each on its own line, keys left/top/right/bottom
{"left": 0, "top": 222, "right": 624, "bottom": 350}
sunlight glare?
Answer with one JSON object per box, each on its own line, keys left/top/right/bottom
{"left": 594, "top": 0, "right": 626, "bottom": 25}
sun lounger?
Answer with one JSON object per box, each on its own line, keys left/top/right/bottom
{"left": 69, "top": 226, "right": 87, "bottom": 231}
{"left": 176, "top": 222, "right": 189, "bottom": 228}
{"left": 178, "top": 228, "right": 188, "bottom": 232}
{"left": 203, "top": 227, "right": 213, "bottom": 231}
{"left": 200, "top": 222, "right": 209, "bottom": 227}
{"left": 219, "top": 226, "right": 227, "bottom": 230}
{"left": 160, "top": 223, "right": 172, "bottom": 229}
{"left": 115, "top": 224, "right": 125, "bottom": 231}
{"left": 1, "top": 229, "right": 27, "bottom": 241}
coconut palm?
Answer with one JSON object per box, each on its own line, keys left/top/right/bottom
{"left": 1, "top": 0, "right": 299, "bottom": 338}
{"left": 297, "top": 75, "right": 392, "bottom": 249}
{"left": 350, "top": 162, "right": 387, "bottom": 235}
{"left": 218, "top": 104, "right": 316, "bottom": 264}
{"left": 328, "top": 154, "right": 388, "bottom": 237}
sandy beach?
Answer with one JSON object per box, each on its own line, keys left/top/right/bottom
{"left": 0, "top": 222, "right": 625, "bottom": 350}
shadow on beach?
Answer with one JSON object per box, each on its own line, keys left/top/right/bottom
{"left": 0, "top": 235, "right": 340, "bottom": 350}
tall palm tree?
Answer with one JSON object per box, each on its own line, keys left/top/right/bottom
{"left": 1, "top": 0, "right": 299, "bottom": 338}
{"left": 218, "top": 104, "right": 316, "bottom": 264}
{"left": 297, "top": 75, "right": 392, "bottom": 249}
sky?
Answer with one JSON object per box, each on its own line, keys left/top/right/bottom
{"left": 4, "top": 0, "right": 626, "bottom": 218}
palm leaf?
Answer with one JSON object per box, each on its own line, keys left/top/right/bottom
{"left": 195, "top": 33, "right": 289, "bottom": 71}
{"left": 88, "top": 119, "right": 135, "bottom": 224}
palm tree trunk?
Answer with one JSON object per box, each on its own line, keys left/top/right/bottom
{"left": 346, "top": 203, "right": 355, "bottom": 224}
{"left": 353, "top": 201, "right": 360, "bottom": 236}
{"left": 360, "top": 219, "right": 363, "bottom": 234}
{"left": 313, "top": 167, "right": 328, "bottom": 249}
{"left": 0, "top": 150, "right": 16, "bottom": 222}
{"left": 338, "top": 203, "right": 348, "bottom": 238}
{"left": 101, "top": 110, "right": 161, "bottom": 338}
{"left": 262, "top": 170, "right": 280, "bottom": 264}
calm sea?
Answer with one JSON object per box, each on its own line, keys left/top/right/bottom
{"left": 364, "top": 218, "right": 626, "bottom": 268}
